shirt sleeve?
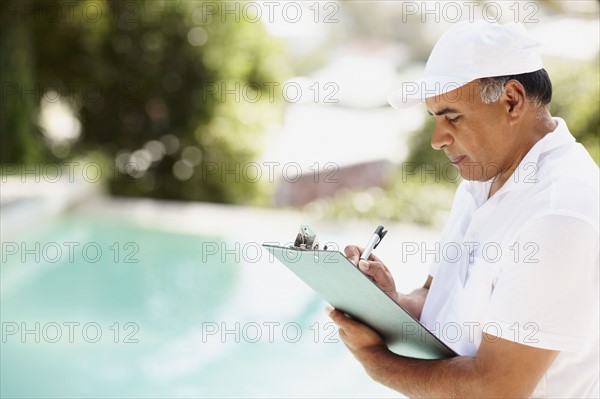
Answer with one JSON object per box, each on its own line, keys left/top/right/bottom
{"left": 483, "top": 214, "right": 599, "bottom": 353}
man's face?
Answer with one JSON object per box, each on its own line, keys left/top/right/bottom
{"left": 425, "top": 80, "right": 514, "bottom": 182}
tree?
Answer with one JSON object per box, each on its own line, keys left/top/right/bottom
{"left": 1, "top": 0, "right": 289, "bottom": 204}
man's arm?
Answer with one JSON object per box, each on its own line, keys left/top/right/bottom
{"left": 396, "top": 275, "right": 432, "bottom": 320}
{"left": 328, "top": 309, "right": 559, "bottom": 398}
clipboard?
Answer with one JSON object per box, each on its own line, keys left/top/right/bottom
{"left": 263, "top": 244, "right": 457, "bottom": 360}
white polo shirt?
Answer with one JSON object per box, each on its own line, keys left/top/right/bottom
{"left": 420, "top": 118, "right": 599, "bottom": 398}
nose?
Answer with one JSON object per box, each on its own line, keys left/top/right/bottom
{"left": 430, "top": 120, "right": 453, "bottom": 150}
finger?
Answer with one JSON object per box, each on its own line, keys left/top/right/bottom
{"left": 324, "top": 307, "right": 347, "bottom": 338}
{"left": 328, "top": 309, "right": 362, "bottom": 333}
{"left": 327, "top": 308, "right": 348, "bottom": 327}
{"left": 358, "top": 260, "right": 395, "bottom": 289}
{"left": 366, "top": 251, "right": 385, "bottom": 266}
{"left": 364, "top": 253, "right": 390, "bottom": 272}
{"left": 344, "top": 245, "right": 363, "bottom": 266}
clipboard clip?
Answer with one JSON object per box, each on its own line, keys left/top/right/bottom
{"left": 292, "top": 224, "right": 320, "bottom": 250}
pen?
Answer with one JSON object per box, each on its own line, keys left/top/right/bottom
{"left": 360, "top": 225, "right": 388, "bottom": 261}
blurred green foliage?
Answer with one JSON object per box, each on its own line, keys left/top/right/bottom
{"left": 1, "top": 0, "right": 289, "bottom": 204}
{"left": 306, "top": 175, "right": 456, "bottom": 228}
{"left": 0, "top": 10, "right": 42, "bottom": 163}
{"left": 549, "top": 58, "right": 600, "bottom": 164}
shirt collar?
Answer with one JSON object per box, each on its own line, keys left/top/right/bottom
{"left": 517, "top": 117, "right": 574, "bottom": 166}
{"left": 498, "top": 117, "right": 574, "bottom": 194}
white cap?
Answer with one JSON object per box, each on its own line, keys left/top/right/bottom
{"left": 388, "top": 20, "right": 543, "bottom": 109}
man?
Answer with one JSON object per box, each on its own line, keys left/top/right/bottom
{"left": 327, "top": 20, "right": 599, "bottom": 398}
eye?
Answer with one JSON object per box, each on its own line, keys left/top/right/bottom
{"left": 447, "top": 115, "right": 462, "bottom": 124}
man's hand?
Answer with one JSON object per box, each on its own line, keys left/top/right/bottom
{"left": 344, "top": 245, "right": 399, "bottom": 302}
{"left": 325, "top": 305, "right": 387, "bottom": 356}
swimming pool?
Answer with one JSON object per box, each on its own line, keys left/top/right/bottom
{"left": 1, "top": 210, "right": 401, "bottom": 398}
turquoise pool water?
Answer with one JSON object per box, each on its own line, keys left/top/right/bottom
{"left": 1, "top": 214, "right": 397, "bottom": 398}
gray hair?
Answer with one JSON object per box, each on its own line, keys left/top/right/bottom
{"left": 478, "top": 77, "right": 510, "bottom": 104}
{"left": 478, "top": 69, "right": 553, "bottom": 107}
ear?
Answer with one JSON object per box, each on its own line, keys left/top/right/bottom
{"left": 502, "top": 80, "right": 527, "bottom": 123}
